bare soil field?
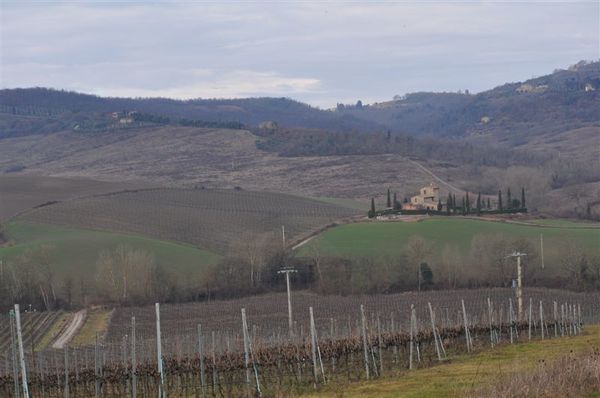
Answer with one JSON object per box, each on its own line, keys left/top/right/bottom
{"left": 16, "top": 188, "right": 359, "bottom": 253}
{"left": 0, "top": 174, "right": 151, "bottom": 221}
{"left": 0, "top": 126, "right": 435, "bottom": 200}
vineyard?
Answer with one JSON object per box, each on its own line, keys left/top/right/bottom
{"left": 17, "top": 188, "right": 359, "bottom": 253}
{"left": 0, "top": 175, "right": 148, "bottom": 222}
{"left": 0, "top": 310, "right": 63, "bottom": 354}
{"left": 1, "top": 288, "right": 598, "bottom": 397}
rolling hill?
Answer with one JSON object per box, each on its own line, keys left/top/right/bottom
{"left": 0, "top": 221, "right": 221, "bottom": 286}
{"left": 15, "top": 188, "right": 360, "bottom": 253}
{"left": 0, "top": 126, "right": 437, "bottom": 200}
{"left": 0, "top": 174, "right": 151, "bottom": 221}
{"left": 0, "top": 61, "right": 598, "bottom": 220}
{"left": 0, "top": 88, "right": 380, "bottom": 138}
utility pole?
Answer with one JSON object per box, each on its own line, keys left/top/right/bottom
{"left": 540, "top": 234, "right": 545, "bottom": 269}
{"left": 507, "top": 251, "right": 527, "bottom": 320}
{"left": 277, "top": 268, "right": 297, "bottom": 338}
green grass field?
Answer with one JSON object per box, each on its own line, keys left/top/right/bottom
{"left": 0, "top": 221, "right": 221, "bottom": 285}
{"left": 299, "top": 217, "right": 600, "bottom": 262}
{"left": 307, "top": 325, "right": 600, "bottom": 397}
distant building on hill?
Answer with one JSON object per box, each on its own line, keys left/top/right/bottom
{"left": 404, "top": 183, "right": 440, "bottom": 210}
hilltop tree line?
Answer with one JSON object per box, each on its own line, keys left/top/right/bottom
{"left": 254, "top": 126, "right": 547, "bottom": 169}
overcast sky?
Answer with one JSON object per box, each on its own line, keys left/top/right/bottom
{"left": 1, "top": 1, "right": 599, "bottom": 108}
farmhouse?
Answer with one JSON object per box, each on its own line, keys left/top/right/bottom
{"left": 404, "top": 183, "right": 440, "bottom": 210}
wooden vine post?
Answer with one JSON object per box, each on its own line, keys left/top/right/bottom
{"left": 15, "top": 304, "right": 30, "bottom": 398}
{"left": 131, "top": 316, "right": 137, "bottom": 398}
{"left": 155, "top": 303, "right": 166, "bottom": 398}
{"left": 197, "top": 324, "right": 206, "bottom": 397}
{"left": 360, "top": 305, "right": 370, "bottom": 379}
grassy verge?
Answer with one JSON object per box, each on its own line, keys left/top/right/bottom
{"left": 305, "top": 325, "right": 600, "bottom": 397}
{"left": 71, "top": 309, "right": 112, "bottom": 346}
{"left": 35, "top": 312, "right": 68, "bottom": 350}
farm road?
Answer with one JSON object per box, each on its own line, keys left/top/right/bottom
{"left": 52, "top": 309, "right": 86, "bottom": 349}
{"left": 407, "top": 159, "right": 463, "bottom": 194}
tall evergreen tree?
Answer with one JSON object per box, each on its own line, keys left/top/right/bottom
{"left": 507, "top": 188, "right": 512, "bottom": 209}
{"left": 461, "top": 197, "right": 466, "bottom": 215}
{"left": 465, "top": 192, "right": 471, "bottom": 214}
{"left": 437, "top": 198, "right": 442, "bottom": 212}
{"left": 387, "top": 188, "right": 392, "bottom": 208}
{"left": 487, "top": 197, "right": 491, "bottom": 209}
{"left": 446, "top": 193, "right": 452, "bottom": 215}
{"left": 394, "top": 192, "right": 402, "bottom": 210}
{"left": 476, "top": 192, "right": 481, "bottom": 215}
{"left": 453, "top": 194, "right": 457, "bottom": 212}
{"left": 370, "top": 197, "right": 375, "bottom": 213}
{"left": 521, "top": 187, "right": 526, "bottom": 209}
{"left": 498, "top": 190, "right": 503, "bottom": 211}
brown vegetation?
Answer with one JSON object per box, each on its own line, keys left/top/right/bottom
{"left": 473, "top": 349, "right": 600, "bottom": 397}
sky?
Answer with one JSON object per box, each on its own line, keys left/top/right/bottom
{"left": 1, "top": 1, "right": 599, "bottom": 108}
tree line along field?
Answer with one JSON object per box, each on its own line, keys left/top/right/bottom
{"left": 299, "top": 217, "right": 600, "bottom": 268}
{"left": 15, "top": 188, "right": 359, "bottom": 254}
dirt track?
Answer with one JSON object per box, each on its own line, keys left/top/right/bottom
{"left": 52, "top": 309, "right": 86, "bottom": 349}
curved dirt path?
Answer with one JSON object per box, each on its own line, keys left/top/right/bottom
{"left": 52, "top": 309, "right": 86, "bottom": 349}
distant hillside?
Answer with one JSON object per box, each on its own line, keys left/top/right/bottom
{"left": 338, "top": 60, "right": 600, "bottom": 141}
{"left": 0, "top": 88, "right": 380, "bottom": 137}
{"left": 1, "top": 62, "right": 598, "bottom": 220}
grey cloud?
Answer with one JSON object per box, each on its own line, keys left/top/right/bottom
{"left": 1, "top": 1, "right": 598, "bottom": 108}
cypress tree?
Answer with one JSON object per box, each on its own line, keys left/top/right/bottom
{"left": 507, "top": 188, "right": 512, "bottom": 209}
{"left": 487, "top": 197, "right": 491, "bottom": 209}
{"left": 461, "top": 197, "right": 466, "bottom": 215}
{"left": 370, "top": 197, "right": 375, "bottom": 213}
{"left": 476, "top": 192, "right": 481, "bottom": 215}
{"left": 465, "top": 192, "right": 471, "bottom": 214}
{"left": 453, "top": 194, "right": 457, "bottom": 212}
{"left": 446, "top": 193, "right": 452, "bottom": 215}
{"left": 387, "top": 188, "right": 392, "bottom": 208}
{"left": 393, "top": 192, "right": 398, "bottom": 210}
{"left": 437, "top": 198, "right": 442, "bottom": 212}
{"left": 498, "top": 190, "right": 503, "bottom": 211}
{"left": 521, "top": 187, "right": 526, "bottom": 209}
